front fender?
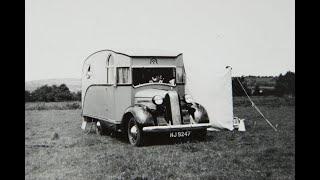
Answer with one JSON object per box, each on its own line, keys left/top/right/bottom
{"left": 122, "top": 105, "right": 155, "bottom": 127}
{"left": 191, "top": 103, "right": 210, "bottom": 123}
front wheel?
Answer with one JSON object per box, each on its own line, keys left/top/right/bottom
{"left": 127, "top": 117, "right": 143, "bottom": 146}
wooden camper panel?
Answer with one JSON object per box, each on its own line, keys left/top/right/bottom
{"left": 105, "top": 86, "right": 116, "bottom": 121}
{"left": 81, "top": 51, "right": 109, "bottom": 108}
{"left": 91, "top": 52, "right": 108, "bottom": 84}
{"left": 131, "top": 57, "right": 176, "bottom": 67}
{"left": 82, "top": 50, "right": 117, "bottom": 122}
{"left": 175, "top": 55, "right": 184, "bottom": 66}
{"left": 114, "top": 86, "right": 132, "bottom": 124}
{"left": 114, "top": 53, "right": 131, "bottom": 67}
{"left": 82, "top": 86, "right": 115, "bottom": 122}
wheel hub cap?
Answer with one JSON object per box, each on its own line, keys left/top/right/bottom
{"left": 130, "top": 126, "right": 137, "bottom": 135}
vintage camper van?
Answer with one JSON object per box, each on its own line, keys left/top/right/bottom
{"left": 81, "top": 49, "right": 211, "bottom": 146}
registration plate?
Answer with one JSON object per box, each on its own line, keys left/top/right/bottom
{"left": 169, "top": 131, "right": 191, "bottom": 138}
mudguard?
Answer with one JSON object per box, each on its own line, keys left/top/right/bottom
{"left": 191, "top": 103, "right": 210, "bottom": 123}
{"left": 122, "top": 105, "right": 155, "bottom": 127}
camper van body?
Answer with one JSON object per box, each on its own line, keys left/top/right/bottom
{"left": 81, "top": 49, "right": 210, "bottom": 146}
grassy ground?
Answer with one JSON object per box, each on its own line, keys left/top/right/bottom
{"left": 25, "top": 101, "right": 81, "bottom": 110}
{"left": 25, "top": 97, "right": 295, "bottom": 180}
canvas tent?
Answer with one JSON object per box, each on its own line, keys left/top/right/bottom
{"left": 185, "top": 66, "right": 234, "bottom": 131}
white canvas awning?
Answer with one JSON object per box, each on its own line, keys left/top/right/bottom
{"left": 186, "top": 66, "right": 234, "bottom": 130}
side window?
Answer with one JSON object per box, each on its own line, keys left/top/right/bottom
{"left": 106, "top": 54, "right": 114, "bottom": 84}
{"left": 176, "top": 67, "right": 185, "bottom": 83}
{"left": 117, "top": 67, "right": 130, "bottom": 84}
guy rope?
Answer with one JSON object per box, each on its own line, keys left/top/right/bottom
{"left": 236, "top": 78, "right": 278, "bottom": 132}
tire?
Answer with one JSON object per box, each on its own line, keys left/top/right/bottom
{"left": 127, "top": 117, "right": 143, "bottom": 146}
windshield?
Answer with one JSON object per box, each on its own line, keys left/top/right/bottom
{"left": 132, "top": 68, "right": 176, "bottom": 86}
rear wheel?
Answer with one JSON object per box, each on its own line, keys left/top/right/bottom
{"left": 127, "top": 117, "right": 143, "bottom": 146}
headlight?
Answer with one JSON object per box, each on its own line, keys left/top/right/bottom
{"left": 152, "top": 95, "right": 163, "bottom": 105}
{"left": 184, "top": 94, "right": 194, "bottom": 103}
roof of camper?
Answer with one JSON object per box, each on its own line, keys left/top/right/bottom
{"left": 105, "top": 49, "right": 182, "bottom": 57}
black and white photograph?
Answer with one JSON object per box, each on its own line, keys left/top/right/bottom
{"left": 25, "top": 0, "right": 295, "bottom": 179}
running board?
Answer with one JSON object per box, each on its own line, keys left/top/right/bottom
{"left": 142, "top": 123, "right": 211, "bottom": 133}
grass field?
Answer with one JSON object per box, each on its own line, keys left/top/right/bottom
{"left": 25, "top": 96, "right": 295, "bottom": 179}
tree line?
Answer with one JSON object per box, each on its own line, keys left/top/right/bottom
{"left": 232, "top": 71, "right": 295, "bottom": 97}
{"left": 25, "top": 84, "right": 81, "bottom": 102}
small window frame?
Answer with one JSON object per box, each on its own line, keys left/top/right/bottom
{"left": 106, "top": 54, "right": 114, "bottom": 85}
{"left": 116, "top": 66, "right": 131, "bottom": 85}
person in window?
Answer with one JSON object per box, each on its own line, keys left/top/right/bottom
{"left": 151, "top": 76, "right": 158, "bottom": 82}
{"left": 159, "top": 75, "right": 164, "bottom": 83}
{"left": 149, "top": 74, "right": 164, "bottom": 83}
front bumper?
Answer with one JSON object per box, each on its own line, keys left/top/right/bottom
{"left": 142, "top": 123, "right": 211, "bottom": 133}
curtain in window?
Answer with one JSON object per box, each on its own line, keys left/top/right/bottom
{"left": 117, "top": 67, "right": 129, "bottom": 84}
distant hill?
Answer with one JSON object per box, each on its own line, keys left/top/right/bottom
{"left": 25, "top": 78, "right": 81, "bottom": 92}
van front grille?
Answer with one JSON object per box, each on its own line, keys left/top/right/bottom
{"left": 181, "top": 109, "right": 191, "bottom": 124}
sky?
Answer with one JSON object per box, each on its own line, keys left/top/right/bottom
{"left": 25, "top": 0, "right": 294, "bottom": 81}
